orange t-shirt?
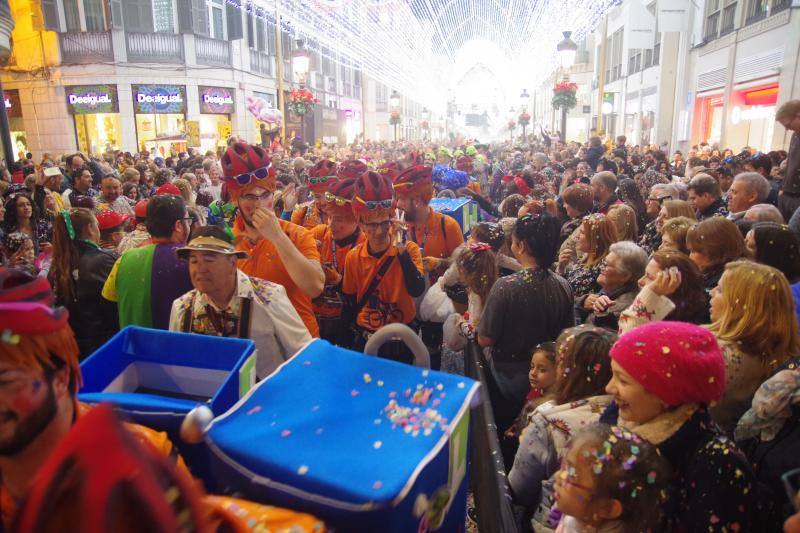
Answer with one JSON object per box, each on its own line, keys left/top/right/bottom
{"left": 291, "top": 201, "right": 323, "bottom": 230}
{"left": 342, "top": 242, "right": 423, "bottom": 332}
{"left": 408, "top": 210, "right": 464, "bottom": 260}
{"left": 234, "top": 217, "right": 321, "bottom": 337}
{"left": 310, "top": 224, "right": 364, "bottom": 319}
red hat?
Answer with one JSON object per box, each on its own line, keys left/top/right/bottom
{"left": 513, "top": 176, "right": 531, "bottom": 196}
{"left": 134, "top": 199, "right": 149, "bottom": 219}
{"left": 455, "top": 156, "right": 473, "bottom": 172}
{"left": 220, "top": 142, "right": 275, "bottom": 199}
{"left": 376, "top": 162, "right": 400, "bottom": 182}
{"left": 393, "top": 165, "right": 433, "bottom": 196}
{"left": 96, "top": 209, "right": 130, "bottom": 231}
{"left": 353, "top": 171, "right": 394, "bottom": 215}
{"left": 155, "top": 183, "right": 181, "bottom": 196}
{"left": 337, "top": 160, "right": 368, "bottom": 181}
{"left": 308, "top": 160, "right": 339, "bottom": 193}
{"left": 326, "top": 177, "right": 357, "bottom": 217}
{"left": 610, "top": 322, "right": 726, "bottom": 407}
{"left": 13, "top": 404, "right": 208, "bottom": 533}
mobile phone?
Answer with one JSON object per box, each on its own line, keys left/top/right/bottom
{"left": 43, "top": 167, "right": 62, "bottom": 177}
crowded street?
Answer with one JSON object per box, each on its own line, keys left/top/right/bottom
{"left": 1, "top": 0, "right": 800, "bottom": 531}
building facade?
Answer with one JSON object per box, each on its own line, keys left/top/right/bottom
{"left": 1, "top": 0, "right": 368, "bottom": 159}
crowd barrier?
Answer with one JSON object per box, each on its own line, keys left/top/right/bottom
{"left": 464, "top": 341, "right": 520, "bottom": 533}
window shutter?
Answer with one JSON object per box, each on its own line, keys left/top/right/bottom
{"left": 191, "top": 0, "right": 208, "bottom": 35}
{"left": 225, "top": 1, "right": 243, "bottom": 40}
{"left": 177, "top": 0, "right": 192, "bottom": 33}
{"left": 40, "top": 0, "right": 61, "bottom": 29}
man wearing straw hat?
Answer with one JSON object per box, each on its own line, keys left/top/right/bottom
{"left": 170, "top": 226, "right": 311, "bottom": 379}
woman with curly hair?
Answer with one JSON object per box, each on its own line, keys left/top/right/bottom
{"left": 2, "top": 191, "right": 52, "bottom": 255}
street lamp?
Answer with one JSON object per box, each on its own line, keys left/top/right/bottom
{"left": 389, "top": 90, "right": 401, "bottom": 141}
{"left": 519, "top": 88, "right": 531, "bottom": 140}
{"left": 291, "top": 39, "right": 311, "bottom": 86}
{"left": 556, "top": 30, "right": 578, "bottom": 143}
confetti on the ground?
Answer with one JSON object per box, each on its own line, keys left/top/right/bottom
{"left": 351, "top": 389, "right": 360, "bottom": 396}
{"left": 372, "top": 481, "right": 382, "bottom": 490}
{"left": 247, "top": 405, "right": 262, "bottom": 415}
{"left": 377, "top": 380, "right": 384, "bottom": 387}
{"left": 311, "top": 405, "right": 320, "bottom": 411}
{"left": 363, "top": 373, "right": 372, "bottom": 384}
{"left": 297, "top": 465, "right": 309, "bottom": 475}
{"left": 373, "top": 441, "right": 382, "bottom": 449}
{"left": 281, "top": 429, "right": 292, "bottom": 438}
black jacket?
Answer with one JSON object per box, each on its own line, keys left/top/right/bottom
{"left": 585, "top": 145, "right": 605, "bottom": 171}
{"left": 601, "top": 403, "right": 757, "bottom": 532}
{"left": 782, "top": 132, "right": 800, "bottom": 195}
{"left": 66, "top": 240, "right": 120, "bottom": 358}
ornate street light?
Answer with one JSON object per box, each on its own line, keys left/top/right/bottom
{"left": 291, "top": 39, "right": 311, "bottom": 86}
{"left": 556, "top": 31, "right": 578, "bottom": 143}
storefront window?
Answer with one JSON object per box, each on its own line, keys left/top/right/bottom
{"left": 66, "top": 85, "right": 121, "bottom": 156}
{"left": 4, "top": 90, "right": 27, "bottom": 160}
{"left": 133, "top": 84, "right": 187, "bottom": 156}
{"left": 728, "top": 83, "right": 779, "bottom": 151}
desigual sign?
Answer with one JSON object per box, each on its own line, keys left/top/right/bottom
{"left": 66, "top": 85, "right": 119, "bottom": 115}
{"left": 133, "top": 85, "right": 186, "bottom": 114}
{"left": 199, "top": 86, "right": 235, "bottom": 114}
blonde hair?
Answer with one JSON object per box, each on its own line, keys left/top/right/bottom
{"left": 607, "top": 203, "right": 638, "bottom": 242}
{"left": 580, "top": 214, "right": 618, "bottom": 267}
{"left": 172, "top": 178, "right": 193, "bottom": 204}
{"left": 659, "top": 216, "right": 695, "bottom": 254}
{"left": 661, "top": 199, "right": 695, "bottom": 220}
{"left": 709, "top": 260, "right": 799, "bottom": 369}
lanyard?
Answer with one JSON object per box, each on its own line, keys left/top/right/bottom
{"left": 330, "top": 237, "right": 339, "bottom": 273}
{"left": 413, "top": 224, "right": 429, "bottom": 254}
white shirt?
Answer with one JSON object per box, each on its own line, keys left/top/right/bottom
{"left": 204, "top": 183, "right": 222, "bottom": 202}
{"left": 169, "top": 269, "right": 312, "bottom": 378}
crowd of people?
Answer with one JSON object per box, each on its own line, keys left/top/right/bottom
{"left": 2, "top": 98, "right": 800, "bottom": 532}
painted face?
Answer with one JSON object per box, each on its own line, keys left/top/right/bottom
{"left": 605, "top": 360, "right": 667, "bottom": 424}
{"left": 237, "top": 188, "right": 274, "bottom": 222}
{"left": 0, "top": 363, "right": 58, "bottom": 456}
{"left": 528, "top": 350, "right": 556, "bottom": 393}
{"left": 553, "top": 443, "right": 599, "bottom": 522}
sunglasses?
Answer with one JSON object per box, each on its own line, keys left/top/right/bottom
{"left": 309, "top": 176, "right": 334, "bottom": 185}
{"left": 355, "top": 196, "right": 393, "bottom": 210}
{"left": 234, "top": 166, "right": 270, "bottom": 185}
{"left": 324, "top": 191, "right": 351, "bottom": 206}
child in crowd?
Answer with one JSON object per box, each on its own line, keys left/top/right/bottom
{"left": 508, "top": 325, "right": 617, "bottom": 530}
{"left": 553, "top": 424, "right": 670, "bottom": 533}
{"left": 2, "top": 231, "right": 37, "bottom": 275}
{"left": 505, "top": 342, "right": 558, "bottom": 440}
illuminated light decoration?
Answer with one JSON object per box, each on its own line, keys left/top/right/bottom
{"left": 742, "top": 85, "right": 779, "bottom": 106}
{"left": 231, "top": 0, "right": 617, "bottom": 111}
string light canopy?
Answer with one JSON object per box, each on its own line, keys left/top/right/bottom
{"left": 236, "top": 0, "right": 617, "bottom": 108}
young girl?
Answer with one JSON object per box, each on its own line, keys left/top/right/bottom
{"left": 553, "top": 424, "right": 670, "bottom": 533}
{"left": 3, "top": 231, "right": 37, "bottom": 275}
{"left": 506, "top": 342, "right": 558, "bottom": 440}
{"left": 442, "top": 242, "right": 498, "bottom": 351}
{"left": 508, "top": 325, "right": 618, "bottom": 530}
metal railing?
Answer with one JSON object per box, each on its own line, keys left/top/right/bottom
{"left": 59, "top": 31, "right": 113, "bottom": 64}
{"left": 249, "top": 49, "right": 272, "bottom": 76}
{"left": 126, "top": 31, "right": 184, "bottom": 63}
{"left": 195, "top": 36, "right": 230, "bottom": 67}
{"left": 465, "top": 341, "right": 520, "bottom": 533}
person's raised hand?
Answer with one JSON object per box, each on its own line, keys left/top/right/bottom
{"left": 558, "top": 248, "right": 574, "bottom": 270}
{"left": 251, "top": 207, "right": 283, "bottom": 242}
{"left": 647, "top": 267, "right": 682, "bottom": 297}
{"left": 282, "top": 183, "right": 298, "bottom": 211}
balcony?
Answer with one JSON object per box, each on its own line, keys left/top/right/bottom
{"left": 249, "top": 49, "right": 273, "bottom": 76}
{"left": 59, "top": 31, "right": 113, "bottom": 64}
{"left": 126, "top": 32, "right": 184, "bottom": 63}
{"left": 195, "top": 36, "right": 230, "bottom": 67}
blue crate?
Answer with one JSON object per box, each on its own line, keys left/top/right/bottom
{"left": 204, "top": 339, "right": 480, "bottom": 532}
{"left": 430, "top": 197, "right": 480, "bottom": 237}
{"left": 79, "top": 326, "right": 256, "bottom": 433}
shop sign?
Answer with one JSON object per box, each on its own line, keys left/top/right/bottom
{"left": 730, "top": 105, "right": 775, "bottom": 125}
{"left": 199, "top": 86, "right": 235, "bottom": 114}
{"left": 133, "top": 84, "right": 186, "bottom": 114}
{"left": 185, "top": 120, "right": 201, "bottom": 147}
{"left": 4, "top": 90, "right": 21, "bottom": 118}
{"left": 66, "top": 85, "right": 119, "bottom": 115}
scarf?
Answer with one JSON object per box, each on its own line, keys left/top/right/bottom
{"left": 735, "top": 369, "right": 800, "bottom": 442}
{"left": 617, "top": 403, "right": 698, "bottom": 445}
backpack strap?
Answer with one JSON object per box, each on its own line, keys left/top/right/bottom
{"left": 237, "top": 297, "right": 252, "bottom": 339}
{"left": 353, "top": 254, "right": 396, "bottom": 318}
{"left": 180, "top": 292, "right": 196, "bottom": 333}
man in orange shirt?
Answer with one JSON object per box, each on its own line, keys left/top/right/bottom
{"left": 342, "top": 171, "right": 425, "bottom": 361}
{"left": 291, "top": 158, "right": 338, "bottom": 229}
{"left": 310, "top": 177, "right": 365, "bottom": 343}
{"left": 221, "top": 142, "right": 325, "bottom": 337}
{"left": 393, "top": 165, "right": 464, "bottom": 368}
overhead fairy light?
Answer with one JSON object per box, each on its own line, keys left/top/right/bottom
{"left": 232, "top": 0, "right": 618, "bottom": 110}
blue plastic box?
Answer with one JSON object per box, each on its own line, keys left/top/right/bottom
{"left": 204, "top": 339, "right": 480, "bottom": 532}
{"left": 79, "top": 326, "right": 257, "bottom": 433}
{"left": 430, "top": 197, "right": 479, "bottom": 237}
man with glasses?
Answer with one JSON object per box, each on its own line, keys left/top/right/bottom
{"left": 291, "top": 159, "right": 347, "bottom": 229}
{"left": 102, "top": 194, "right": 193, "bottom": 330}
{"left": 776, "top": 100, "right": 800, "bottom": 220}
{"left": 221, "top": 142, "right": 324, "bottom": 337}
{"left": 342, "top": 170, "right": 424, "bottom": 355}
{"left": 310, "top": 177, "right": 365, "bottom": 343}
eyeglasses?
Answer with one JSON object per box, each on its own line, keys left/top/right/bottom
{"left": 354, "top": 196, "right": 393, "bottom": 210}
{"left": 309, "top": 176, "right": 334, "bottom": 185}
{"left": 240, "top": 192, "right": 273, "bottom": 203}
{"left": 324, "top": 191, "right": 351, "bottom": 206}
{"left": 364, "top": 220, "right": 392, "bottom": 230}
{"left": 233, "top": 166, "right": 270, "bottom": 185}
{"left": 647, "top": 195, "right": 672, "bottom": 203}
